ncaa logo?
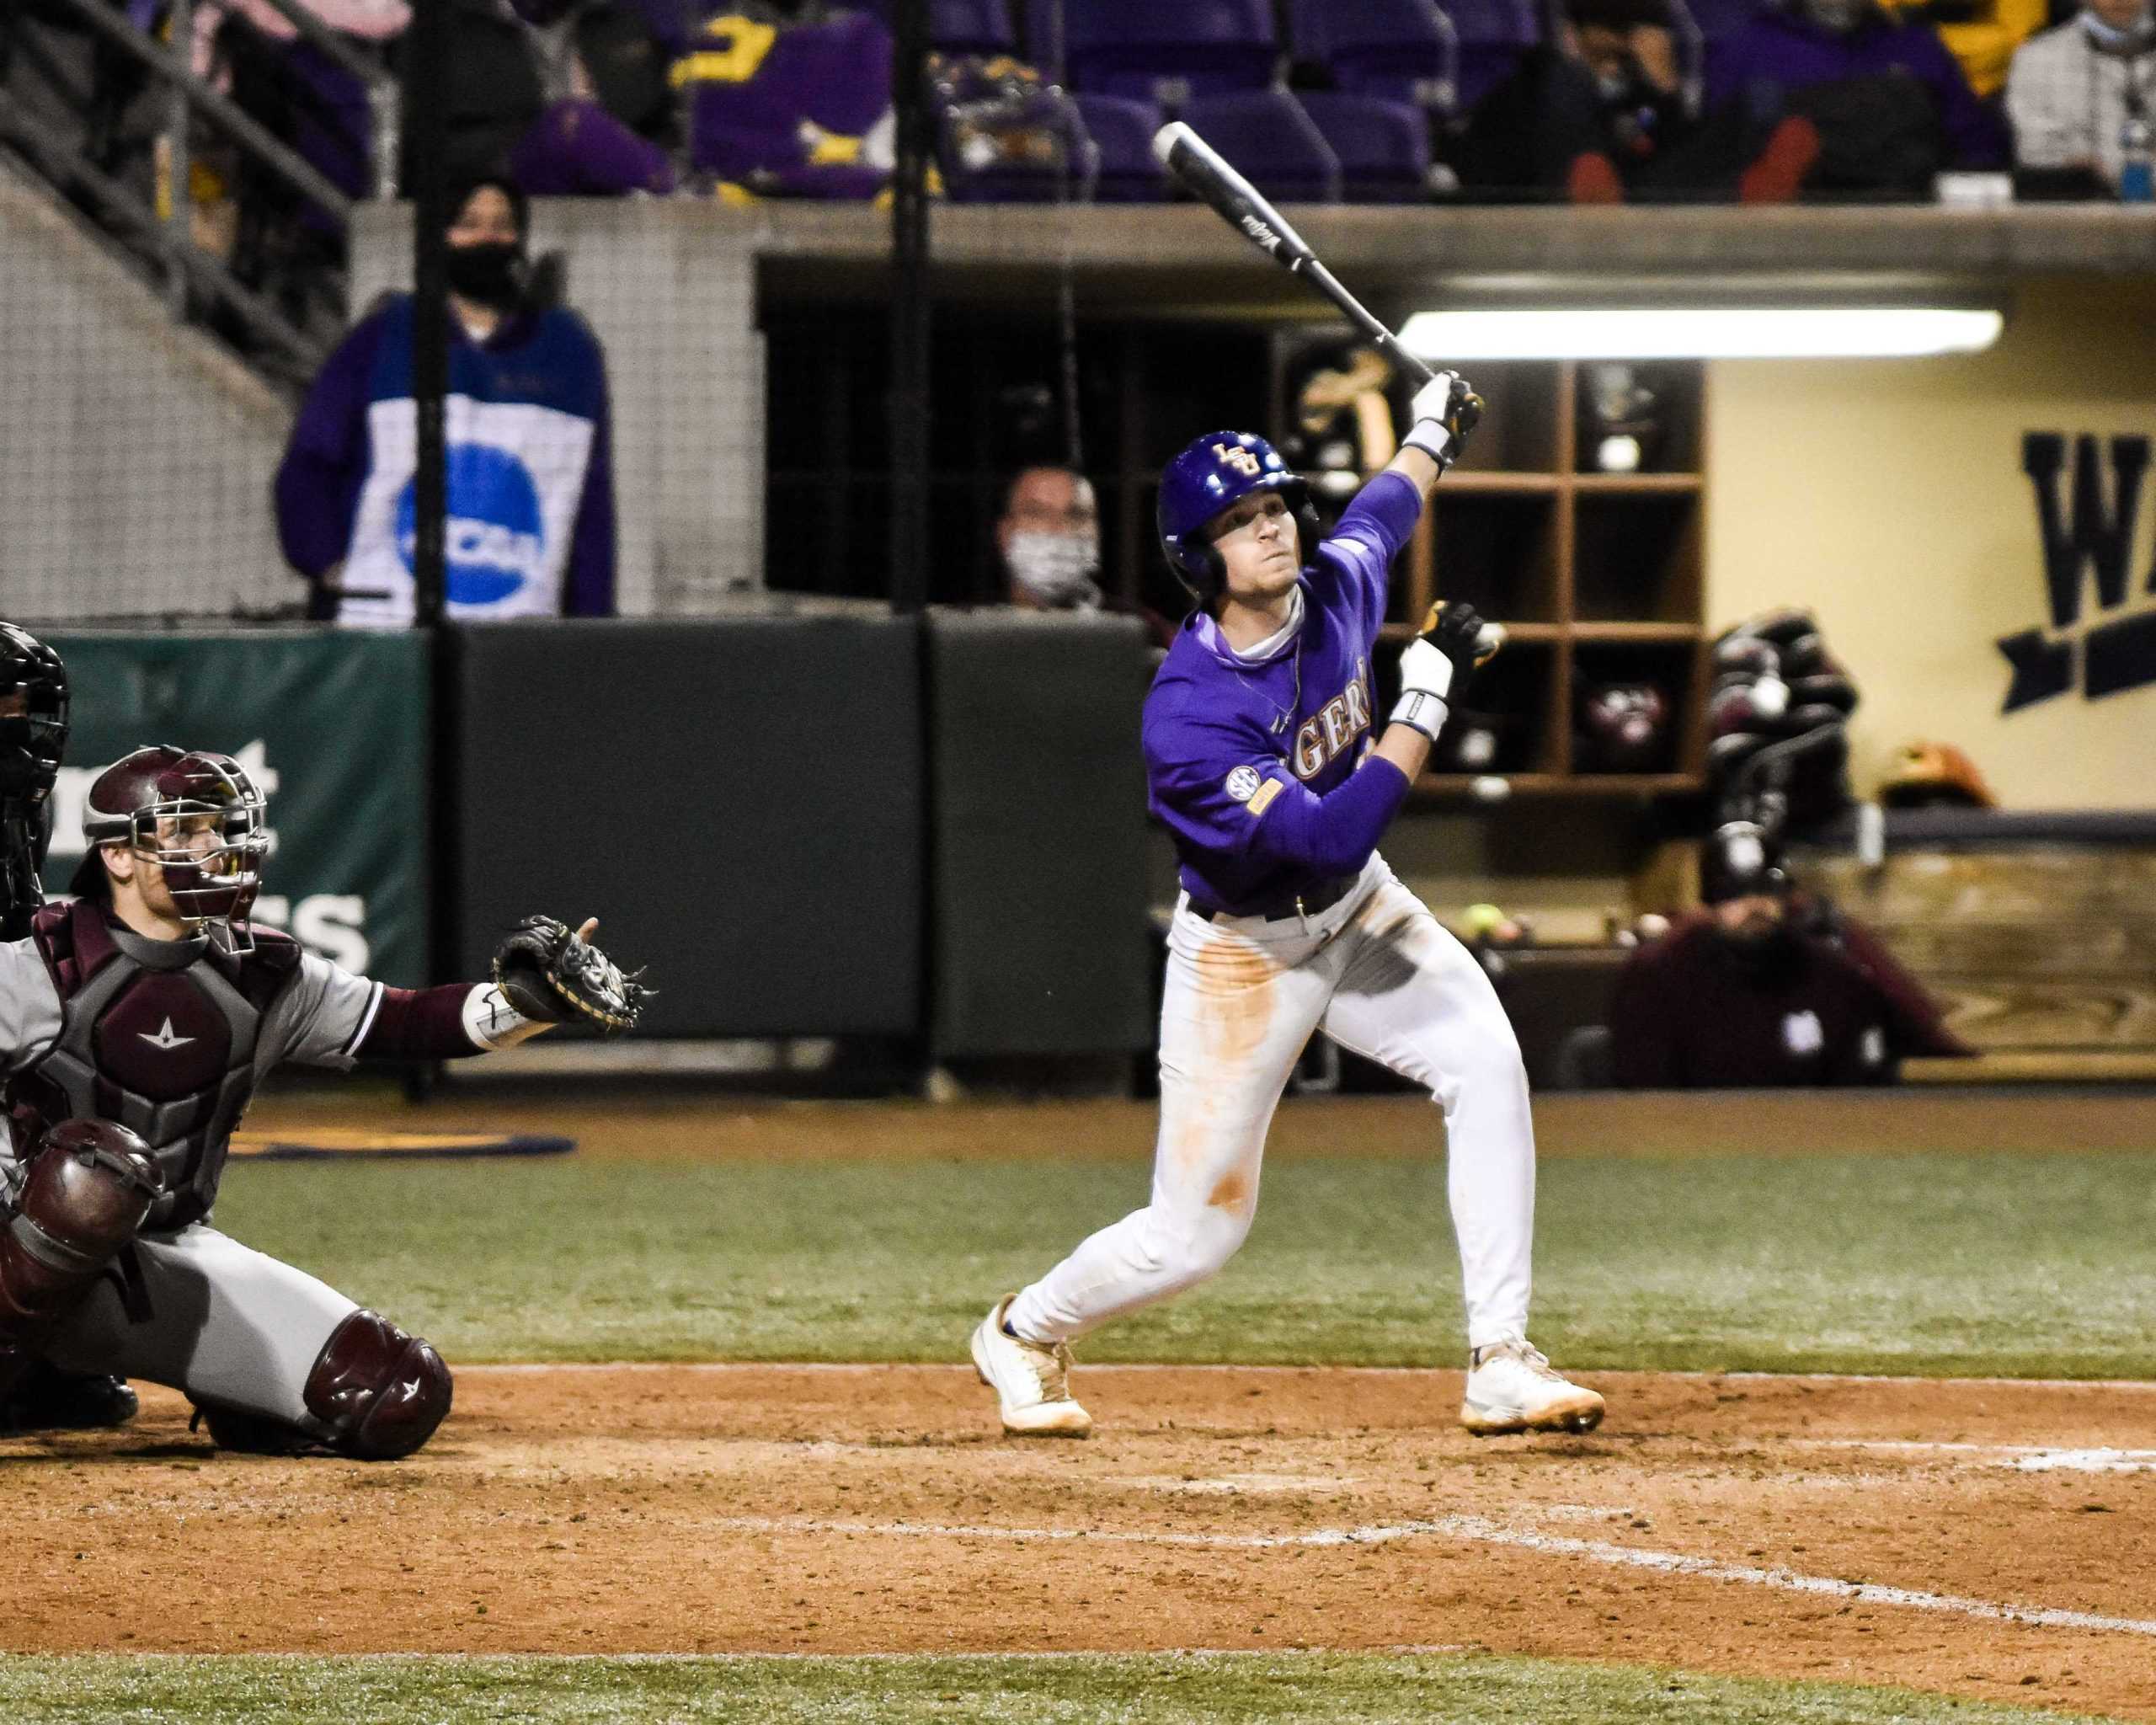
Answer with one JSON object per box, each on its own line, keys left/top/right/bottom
{"left": 395, "top": 444, "right": 546, "bottom": 607}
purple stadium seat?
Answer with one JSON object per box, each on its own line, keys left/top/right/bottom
{"left": 1296, "top": 91, "right": 1430, "bottom": 203}
{"left": 1677, "top": 0, "right": 1763, "bottom": 37}
{"left": 1022, "top": 0, "right": 1067, "bottom": 78}
{"left": 1054, "top": 0, "right": 1280, "bottom": 106}
{"left": 1289, "top": 0, "right": 1460, "bottom": 116}
{"left": 1175, "top": 90, "right": 1342, "bottom": 203}
{"left": 859, "top": 0, "right": 1018, "bottom": 56}
{"left": 1070, "top": 92, "right": 1166, "bottom": 200}
{"left": 1444, "top": 0, "right": 1542, "bottom": 116}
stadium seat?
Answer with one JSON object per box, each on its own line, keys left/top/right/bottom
{"left": 860, "top": 0, "right": 1018, "bottom": 56}
{"left": 1289, "top": 0, "right": 1461, "bottom": 117}
{"left": 1052, "top": 0, "right": 1280, "bottom": 107}
{"left": 1175, "top": 90, "right": 1342, "bottom": 203}
{"left": 1444, "top": 0, "right": 1543, "bottom": 116}
{"left": 1296, "top": 91, "right": 1431, "bottom": 203}
{"left": 1022, "top": 0, "right": 1067, "bottom": 77}
{"left": 1677, "top": 0, "right": 1763, "bottom": 38}
{"left": 1070, "top": 92, "right": 1167, "bottom": 200}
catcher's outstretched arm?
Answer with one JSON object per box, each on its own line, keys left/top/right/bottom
{"left": 350, "top": 914, "right": 649, "bottom": 1060}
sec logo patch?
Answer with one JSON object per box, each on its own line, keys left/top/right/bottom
{"left": 1225, "top": 766, "right": 1264, "bottom": 804}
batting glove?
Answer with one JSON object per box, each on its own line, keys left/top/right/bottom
{"left": 1391, "top": 601, "right": 1498, "bottom": 743}
{"left": 1402, "top": 371, "right": 1483, "bottom": 470}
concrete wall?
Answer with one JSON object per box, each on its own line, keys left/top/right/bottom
{"left": 348, "top": 201, "right": 766, "bottom": 616}
{"left": 0, "top": 162, "right": 291, "bottom": 622}
{"left": 1707, "top": 278, "right": 2156, "bottom": 812}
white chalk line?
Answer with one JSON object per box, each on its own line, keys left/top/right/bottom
{"left": 79, "top": 1648, "right": 1475, "bottom": 1664}
{"left": 459, "top": 1362, "right": 2156, "bottom": 1391}
{"left": 1801, "top": 1439, "right": 2156, "bottom": 1474}
{"left": 707, "top": 1513, "right": 2156, "bottom": 1640}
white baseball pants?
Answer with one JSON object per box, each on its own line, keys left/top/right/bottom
{"left": 1007, "top": 853, "right": 1535, "bottom": 1352}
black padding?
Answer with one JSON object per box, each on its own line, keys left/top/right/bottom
{"left": 445, "top": 619, "right": 924, "bottom": 1037}
{"left": 926, "top": 612, "right": 1154, "bottom": 1057}
{"left": 1800, "top": 808, "right": 2156, "bottom": 850}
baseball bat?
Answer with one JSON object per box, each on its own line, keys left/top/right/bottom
{"left": 1152, "top": 121, "right": 1437, "bottom": 389}
{"left": 1151, "top": 121, "right": 1503, "bottom": 664}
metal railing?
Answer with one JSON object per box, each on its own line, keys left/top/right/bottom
{"left": 2, "top": 0, "right": 401, "bottom": 380}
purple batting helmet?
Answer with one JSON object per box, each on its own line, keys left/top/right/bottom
{"left": 1156, "top": 430, "right": 1319, "bottom": 609}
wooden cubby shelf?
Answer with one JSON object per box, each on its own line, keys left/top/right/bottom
{"left": 1277, "top": 340, "right": 1711, "bottom": 798}
{"left": 1410, "top": 772, "right": 1705, "bottom": 804}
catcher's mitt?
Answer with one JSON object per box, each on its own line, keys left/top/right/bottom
{"left": 493, "top": 916, "right": 650, "bottom": 1035}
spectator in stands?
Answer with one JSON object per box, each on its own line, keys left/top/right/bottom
{"left": 992, "top": 466, "right": 1174, "bottom": 649}
{"left": 1455, "top": 0, "right": 1694, "bottom": 199}
{"left": 199, "top": 0, "right": 409, "bottom": 317}
{"left": 1452, "top": 0, "right": 1826, "bottom": 201}
{"left": 1608, "top": 830, "right": 1971, "bottom": 1087}
{"left": 1706, "top": 0, "right": 2010, "bottom": 197}
{"left": 2006, "top": 0, "right": 2156, "bottom": 196}
{"left": 1883, "top": 0, "right": 2048, "bottom": 101}
{"left": 406, "top": 0, "right": 677, "bottom": 196}
{"left": 273, "top": 174, "right": 617, "bottom": 625}
{"left": 504, "top": 0, "right": 681, "bottom": 194}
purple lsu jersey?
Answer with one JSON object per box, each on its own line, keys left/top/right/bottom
{"left": 1142, "top": 470, "right": 1422, "bottom": 914}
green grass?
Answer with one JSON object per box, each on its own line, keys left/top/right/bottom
{"left": 211, "top": 1148, "right": 2156, "bottom": 1376}
{"left": 0, "top": 1653, "right": 2119, "bottom": 1724}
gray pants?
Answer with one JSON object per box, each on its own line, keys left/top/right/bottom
{"left": 42, "top": 1225, "right": 358, "bottom": 1431}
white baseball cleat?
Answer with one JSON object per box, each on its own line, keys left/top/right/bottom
{"left": 1460, "top": 1338, "right": 1605, "bottom": 1436}
{"left": 970, "top": 1295, "right": 1093, "bottom": 1438}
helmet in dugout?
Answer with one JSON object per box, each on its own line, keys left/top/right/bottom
{"left": 0, "top": 622, "right": 69, "bottom": 807}
{"left": 1880, "top": 740, "right": 1995, "bottom": 809}
{"left": 1157, "top": 430, "right": 1321, "bottom": 611}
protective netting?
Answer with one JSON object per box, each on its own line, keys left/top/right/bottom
{"left": 0, "top": 158, "right": 296, "bottom": 626}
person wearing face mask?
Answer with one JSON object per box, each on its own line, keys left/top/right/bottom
{"left": 274, "top": 174, "right": 617, "bottom": 625}
{"left": 993, "top": 466, "right": 1176, "bottom": 649}
{"left": 1607, "top": 827, "right": 1969, "bottom": 1088}
{"left": 1706, "top": 0, "right": 2009, "bottom": 195}
{"left": 2007, "top": 0, "right": 2156, "bottom": 195}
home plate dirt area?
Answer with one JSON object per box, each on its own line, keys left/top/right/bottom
{"left": 5, "top": 1367, "right": 2152, "bottom": 1718}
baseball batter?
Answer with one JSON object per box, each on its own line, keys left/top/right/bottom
{"left": 0, "top": 745, "right": 646, "bottom": 1458}
{"left": 972, "top": 374, "right": 1604, "bottom": 1439}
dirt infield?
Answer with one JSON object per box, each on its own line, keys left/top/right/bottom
{"left": 5, "top": 1368, "right": 2152, "bottom": 1719}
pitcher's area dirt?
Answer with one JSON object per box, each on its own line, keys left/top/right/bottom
{"left": 5, "top": 1368, "right": 2152, "bottom": 1719}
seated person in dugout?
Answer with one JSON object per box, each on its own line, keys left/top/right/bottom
{"left": 0, "top": 748, "right": 645, "bottom": 1458}
{"left": 994, "top": 463, "right": 1176, "bottom": 650}
{"left": 1609, "top": 826, "right": 1970, "bottom": 1088}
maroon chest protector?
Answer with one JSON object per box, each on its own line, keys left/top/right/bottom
{"left": 7, "top": 900, "right": 302, "bottom": 1231}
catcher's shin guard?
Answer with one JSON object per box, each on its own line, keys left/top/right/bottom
{"left": 302, "top": 1309, "right": 452, "bottom": 1460}
{"left": 0, "top": 1119, "right": 162, "bottom": 1343}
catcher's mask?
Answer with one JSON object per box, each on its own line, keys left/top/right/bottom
{"left": 72, "top": 746, "right": 270, "bottom": 949}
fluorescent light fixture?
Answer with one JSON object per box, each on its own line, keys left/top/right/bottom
{"left": 1398, "top": 307, "right": 2004, "bottom": 360}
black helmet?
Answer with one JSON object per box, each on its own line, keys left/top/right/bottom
{"left": 0, "top": 622, "right": 68, "bottom": 806}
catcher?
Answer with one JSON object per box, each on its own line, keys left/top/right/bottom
{"left": 0, "top": 744, "right": 647, "bottom": 1459}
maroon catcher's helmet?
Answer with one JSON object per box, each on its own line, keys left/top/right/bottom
{"left": 71, "top": 745, "right": 270, "bottom": 943}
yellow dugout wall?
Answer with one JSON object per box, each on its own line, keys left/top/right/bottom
{"left": 1706, "top": 278, "right": 2156, "bottom": 812}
